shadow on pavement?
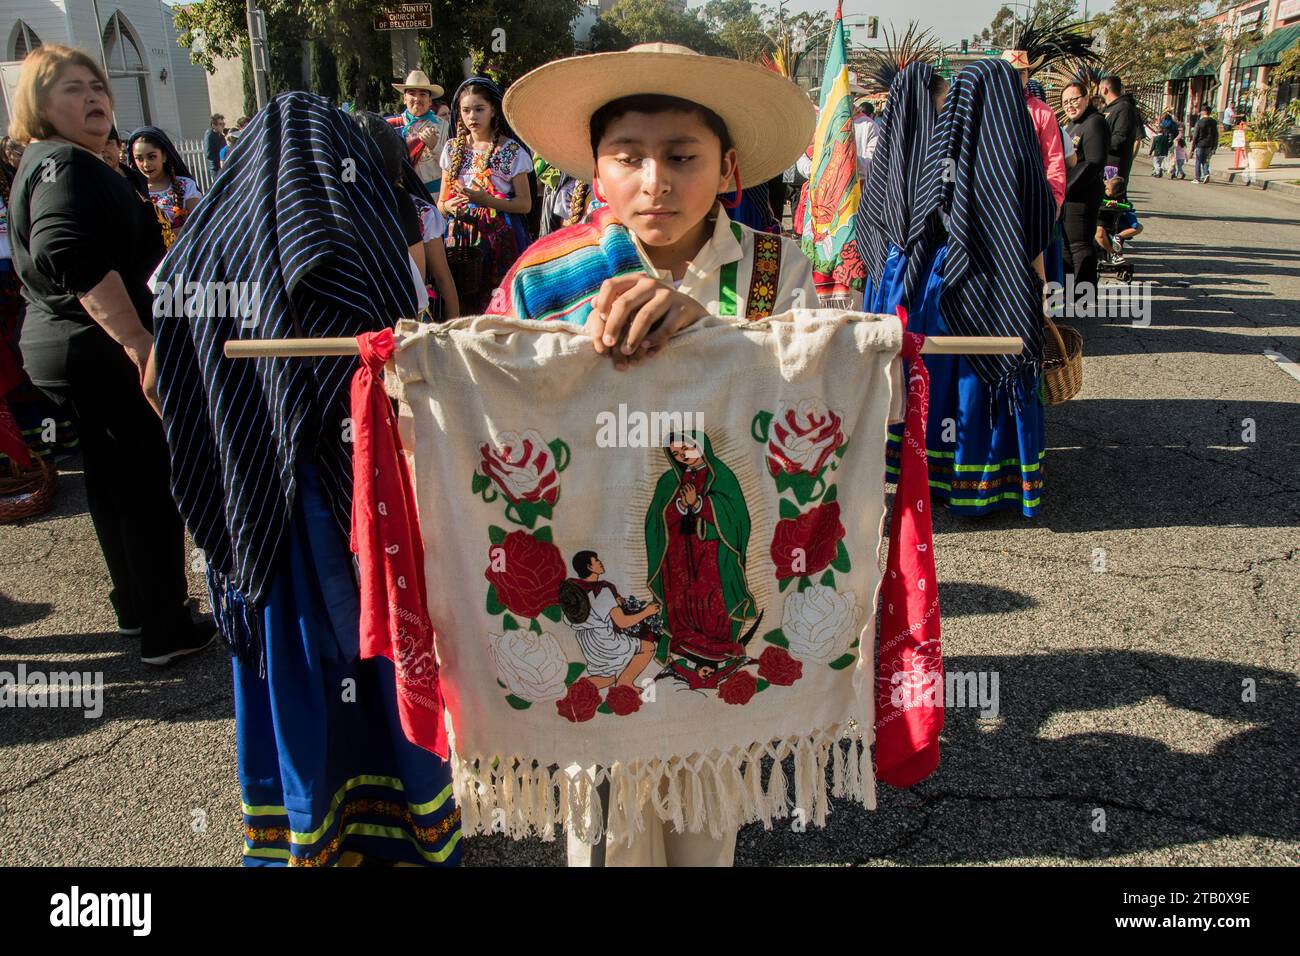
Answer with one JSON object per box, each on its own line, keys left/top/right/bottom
{"left": 740, "top": 650, "right": 1299, "bottom": 865}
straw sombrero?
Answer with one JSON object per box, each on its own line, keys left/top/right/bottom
{"left": 392, "top": 70, "right": 444, "bottom": 98}
{"left": 502, "top": 43, "right": 815, "bottom": 188}
{"left": 1000, "top": 49, "right": 1042, "bottom": 71}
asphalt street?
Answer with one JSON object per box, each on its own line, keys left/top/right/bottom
{"left": 1, "top": 174, "right": 1296, "bottom": 867}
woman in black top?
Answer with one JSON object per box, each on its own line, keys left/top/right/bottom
{"left": 8, "top": 44, "right": 213, "bottom": 666}
{"left": 1062, "top": 81, "right": 1110, "bottom": 297}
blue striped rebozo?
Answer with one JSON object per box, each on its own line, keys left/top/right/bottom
{"left": 152, "top": 92, "right": 420, "bottom": 670}
{"left": 853, "top": 61, "right": 940, "bottom": 300}
{"left": 908, "top": 58, "right": 1055, "bottom": 398}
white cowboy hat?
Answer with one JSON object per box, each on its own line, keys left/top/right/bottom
{"left": 502, "top": 43, "right": 816, "bottom": 189}
{"left": 391, "top": 70, "right": 444, "bottom": 98}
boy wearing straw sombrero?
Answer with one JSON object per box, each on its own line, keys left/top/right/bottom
{"left": 488, "top": 44, "right": 819, "bottom": 865}
{"left": 389, "top": 69, "right": 449, "bottom": 196}
{"left": 488, "top": 43, "right": 819, "bottom": 373}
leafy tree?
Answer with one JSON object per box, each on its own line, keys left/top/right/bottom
{"left": 174, "top": 0, "right": 584, "bottom": 112}
{"left": 971, "top": 0, "right": 1080, "bottom": 48}
{"left": 590, "top": 0, "right": 727, "bottom": 55}
{"left": 1095, "top": 0, "right": 1215, "bottom": 82}
{"left": 698, "top": 0, "right": 770, "bottom": 62}
{"left": 308, "top": 37, "right": 340, "bottom": 104}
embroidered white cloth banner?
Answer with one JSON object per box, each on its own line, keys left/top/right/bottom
{"left": 394, "top": 311, "right": 905, "bottom": 844}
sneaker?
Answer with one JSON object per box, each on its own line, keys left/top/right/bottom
{"left": 141, "top": 618, "right": 218, "bottom": 667}
{"left": 1110, "top": 253, "right": 1127, "bottom": 265}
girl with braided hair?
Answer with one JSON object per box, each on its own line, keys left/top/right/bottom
{"left": 128, "top": 126, "right": 199, "bottom": 250}
{"left": 437, "top": 77, "right": 533, "bottom": 312}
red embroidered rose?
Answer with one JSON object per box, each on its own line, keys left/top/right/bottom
{"left": 718, "top": 669, "right": 758, "bottom": 705}
{"left": 770, "top": 500, "right": 845, "bottom": 579}
{"left": 605, "top": 684, "right": 642, "bottom": 716}
{"left": 767, "top": 400, "right": 846, "bottom": 476}
{"left": 556, "top": 678, "right": 601, "bottom": 722}
{"left": 757, "top": 646, "right": 803, "bottom": 686}
{"left": 478, "top": 429, "right": 560, "bottom": 504}
{"left": 485, "top": 530, "right": 566, "bottom": 618}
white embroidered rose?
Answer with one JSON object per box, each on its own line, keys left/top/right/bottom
{"left": 767, "top": 399, "right": 846, "bottom": 475}
{"left": 489, "top": 628, "right": 569, "bottom": 702}
{"left": 478, "top": 429, "right": 560, "bottom": 504}
{"left": 781, "top": 584, "right": 859, "bottom": 664}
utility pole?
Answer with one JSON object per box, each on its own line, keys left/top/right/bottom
{"left": 246, "top": 0, "right": 270, "bottom": 110}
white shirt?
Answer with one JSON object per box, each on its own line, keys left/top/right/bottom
{"left": 1060, "top": 125, "right": 1076, "bottom": 159}
{"left": 853, "top": 114, "right": 879, "bottom": 181}
{"left": 408, "top": 115, "right": 448, "bottom": 185}
{"left": 148, "top": 175, "right": 200, "bottom": 226}
{"left": 439, "top": 137, "right": 531, "bottom": 196}
{"left": 627, "top": 205, "right": 820, "bottom": 317}
{"left": 412, "top": 195, "right": 446, "bottom": 243}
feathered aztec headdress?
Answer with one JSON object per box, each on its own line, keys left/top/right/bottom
{"left": 860, "top": 23, "right": 943, "bottom": 92}
{"left": 1000, "top": 7, "right": 1097, "bottom": 73}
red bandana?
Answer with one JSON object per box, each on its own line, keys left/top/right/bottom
{"left": 874, "top": 314, "right": 944, "bottom": 787}
{"left": 350, "top": 329, "right": 448, "bottom": 759}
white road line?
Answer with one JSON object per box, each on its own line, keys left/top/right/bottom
{"left": 1263, "top": 350, "right": 1300, "bottom": 387}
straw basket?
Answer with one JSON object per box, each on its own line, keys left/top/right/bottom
{"left": 446, "top": 218, "right": 485, "bottom": 298}
{"left": 0, "top": 453, "right": 57, "bottom": 524}
{"left": 1042, "top": 315, "right": 1083, "bottom": 405}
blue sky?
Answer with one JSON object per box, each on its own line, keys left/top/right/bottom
{"left": 692, "top": 1, "right": 1118, "bottom": 46}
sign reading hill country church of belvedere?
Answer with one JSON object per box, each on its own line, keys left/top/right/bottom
{"left": 375, "top": 3, "right": 434, "bottom": 30}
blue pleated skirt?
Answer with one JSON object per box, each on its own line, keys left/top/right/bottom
{"left": 233, "top": 462, "right": 461, "bottom": 866}
{"left": 882, "top": 243, "right": 1045, "bottom": 518}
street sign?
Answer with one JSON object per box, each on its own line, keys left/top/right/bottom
{"left": 375, "top": 3, "right": 433, "bottom": 30}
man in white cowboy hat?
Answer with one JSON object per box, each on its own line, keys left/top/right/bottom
{"left": 388, "top": 69, "right": 449, "bottom": 195}
{"left": 487, "top": 43, "right": 822, "bottom": 866}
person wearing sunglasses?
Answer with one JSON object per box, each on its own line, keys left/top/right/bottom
{"left": 1061, "top": 82, "right": 1110, "bottom": 299}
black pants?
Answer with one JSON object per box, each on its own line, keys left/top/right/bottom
{"left": 1062, "top": 199, "right": 1101, "bottom": 293}
{"left": 42, "top": 336, "right": 190, "bottom": 635}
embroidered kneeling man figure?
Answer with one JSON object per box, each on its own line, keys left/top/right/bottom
{"left": 558, "top": 550, "right": 659, "bottom": 690}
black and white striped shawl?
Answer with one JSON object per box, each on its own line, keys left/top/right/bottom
{"left": 152, "top": 92, "right": 420, "bottom": 669}
{"left": 853, "top": 61, "right": 939, "bottom": 297}
{"left": 909, "top": 58, "right": 1055, "bottom": 398}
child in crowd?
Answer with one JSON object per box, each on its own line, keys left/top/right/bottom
{"left": 128, "top": 127, "right": 200, "bottom": 249}
{"left": 1097, "top": 176, "right": 1142, "bottom": 265}
{"left": 489, "top": 43, "right": 818, "bottom": 367}
{"left": 1172, "top": 135, "right": 1188, "bottom": 180}
{"left": 487, "top": 43, "right": 818, "bottom": 863}
{"left": 437, "top": 76, "right": 534, "bottom": 314}
{"left": 350, "top": 110, "right": 460, "bottom": 321}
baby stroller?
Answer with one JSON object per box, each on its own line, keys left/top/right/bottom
{"left": 1096, "top": 199, "right": 1137, "bottom": 283}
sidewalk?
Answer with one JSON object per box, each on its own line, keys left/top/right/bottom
{"left": 1199, "top": 148, "right": 1300, "bottom": 203}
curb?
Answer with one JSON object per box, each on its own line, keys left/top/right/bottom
{"left": 1206, "top": 169, "right": 1300, "bottom": 203}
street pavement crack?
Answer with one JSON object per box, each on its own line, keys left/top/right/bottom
{"left": 0, "top": 692, "right": 231, "bottom": 799}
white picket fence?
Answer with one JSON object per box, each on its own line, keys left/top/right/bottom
{"left": 177, "top": 139, "right": 215, "bottom": 192}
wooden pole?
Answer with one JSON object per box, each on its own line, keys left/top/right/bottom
{"left": 222, "top": 334, "right": 1025, "bottom": 359}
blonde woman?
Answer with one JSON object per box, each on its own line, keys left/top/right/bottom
{"left": 7, "top": 44, "right": 213, "bottom": 666}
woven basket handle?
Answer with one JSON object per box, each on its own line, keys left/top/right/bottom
{"left": 1044, "top": 313, "right": 1068, "bottom": 357}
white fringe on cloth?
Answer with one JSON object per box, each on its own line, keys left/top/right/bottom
{"left": 449, "top": 723, "right": 877, "bottom": 846}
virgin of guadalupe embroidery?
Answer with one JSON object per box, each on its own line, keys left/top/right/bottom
{"left": 645, "top": 431, "right": 764, "bottom": 691}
